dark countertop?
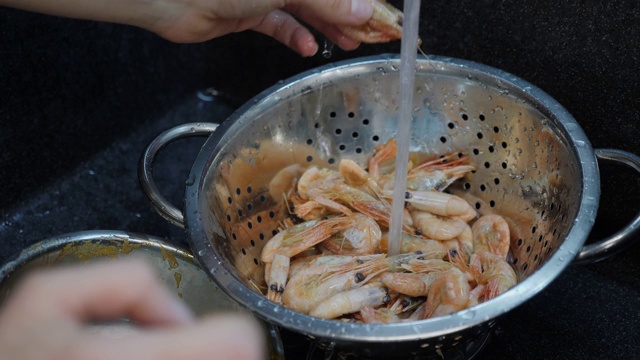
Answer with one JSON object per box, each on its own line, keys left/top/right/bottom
{"left": 1, "top": 1, "right": 639, "bottom": 359}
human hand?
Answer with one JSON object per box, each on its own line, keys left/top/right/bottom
{"left": 0, "top": 259, "right": 264, "bottom": 360}
{"left": 0, "top": 0, "right": 373, "bottom": 57}
{"left": 146, "top": 0, "right": 374, "bottom": 56}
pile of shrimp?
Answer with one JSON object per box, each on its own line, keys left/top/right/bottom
{"left": 260, "top": 139, "right": 517, "bottom": 323}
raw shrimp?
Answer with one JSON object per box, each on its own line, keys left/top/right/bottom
{"left": 393, "top": 190, "right": 477, "bottom": 222}
{"left": 380, "top": 272, "right": 440, "bottom": 297}
{"left": 337, "top": 0, "right": 403, "bottom": 43}
{"left": 320, "top": 213, "right": 382, "bottom": 255}
{"left": 268, "top": 163, "right": 305, "bottom": 202}
{"left": 387, "top": 295, "right": 425, "bottom": 315}
{"left": 410, "top": 210, "right": 468, "bottom": 241}
{"left": 469, "top": 251, "right": 517, "bottom": 301}
{"left": 401, "top": 258, "right": 454, "bottom": 274}
{"left": 261, "top": 216, "right": 355, "bottom": 264}
{"left": 472, "top": 214, "right": 511, "bottom": 259}
{"left": 422, "top": 267, "right": 471, "bottom": 319}
{"left": 297, "top": 166, "right": 338, "bottom": 200}
{"left": 359, "top": 306, "right": 402, "bottom": 324}
{"left": 310, "top": 283, "right": 390, "bottom": 319}
{"left": 307, "top": 178, "right": 414, "bottom": 232}
{"left": 406, "top": 153, "right": 476, "bottom": 192}
{"left": 381, "top": 232, "right": 449, "bottom": 259}
{"left": 266, "top": 254, "right": 290, "bottom": 303}
{"left": 282, "top": 254, "right": 388, "bottom": 314}
{"left": 339, "top": 159, "right": 384, "bottom": 197}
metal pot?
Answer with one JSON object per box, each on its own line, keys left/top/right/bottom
{"left": 0, "top": 230, "right": 284, "bottom": 359}
{"left": 139, "top": 55, "right": 640, "bottom": 358}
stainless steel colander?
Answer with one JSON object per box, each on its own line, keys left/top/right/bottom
{"left": 139, "top": 55, "right": 640, "bottom": 358}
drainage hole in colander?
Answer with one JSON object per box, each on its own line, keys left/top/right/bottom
{"left": 484, "top": 162, "right": 490, "bottom": 169}
{"left": 479, "top": 114, "right": 486, "bottom": 121}
{"left": 314, "top": 122, "right": 319, "bottom": 128}
{"left": 363, "top": 119, "right": 370, "bottom": 125}
{"left": 330, "top": 112, "right": 337, "bottom": 118}
{"left": 232, "top": 233, "right": 237, "bottom": 240}
{"left": 501, "top": 141, "right": 508, "bottom": 149}
{"left": 307, "top": 138, "right": 313, "bottom": 145}
{"left": 253, "top": 258, "right": 259, "bottom": 265}
{"left": 259, "top": 233, "right": 265, "bottom": 240}
{"left": 532, "top": 226, "right": 537, "bottom": 234}
{"left": 464, "top": 182, "right": 471, "bottom": 190}
{"left": 247, "top": 186, "right": 252, "bottom": 194}
{"left": 440, "top": 136, "right": 447, "bottom": 143}
{"left": 533, "top": 254, "right": 539, "bottom": 262}
{"left": 488, "top": 145, "right": 495, "bottom": 153}
{"left": 477, "top": 132, "right": 484, "bottom": 139}
{"left": 260, "top": 195, "right": 266, "bottom": 203}
{"left": 501, "top": 162, "right": 507, "bottom": 169}
{"left": 250, "top": 240, "right": 255, "bottom": 247}
{"left": 490, "top": 200, "right": 496, "bottom": 207}
{"left": 493, "top": 126, "right": 500, "bottom": 133}
{"left": 544, "top": 240, "right": 549, "bottom": 248}
{"left": 480, "top": 184, "right": 486, "bottom": 192}
{"left": 372, "top": 135, "right": 380, "bottom": 142}
{"left": 538, "top": 235, "right": 543, "bottom": 242}
{"left": 306, "top": 156, "right": 313, "bottom": 163}
{"left": 447, "top": 122, "right": 455, "bottom": 129}
{"left": 517, "top": 238, "right": 523, "bottom": 246}
{"left": 257, "top": 216, "right": 262, "bottom": 223}
{"left": 348, "top": 112, "right": 355, "bottom": 118}
{"left": 226, "top": 214, "right": 231, "bottom": 222}
{"left": 352, "top": 132, "right": 359, "bottom": 138}
{"left": 473, "top": 148, "right": 479, "bottom": 155}
{"left": 235, "top": 188, "right": 241, "bottom": 195}
{"left": 339, "top": 144, "right": 346, "bottom": 151}
{"left": 237, "top": 210, "right": 243, "bottom": 217}
{"left": 356, "top": 147, "right": 363, "bottom": 154}
{"left": 494, "top": 178, "right": 500, "bottom": 185}
{"left": 513, "top": 258, "right": 518, "bottom": 265}
{"left": 269, "top": 211, "right": 275, "bottom": 218}
{"left": 462, "top": 113, "right": 469, "bottom": 121}
{"left": 552, "top": 228, "right": 557, "bottom": 236}
{"left": 247, "top": 222, "right": 252, "bottom": 229}
{"left": 475, "top": 202, "right": 481, "bottom": 209}
{"left": 328, "top": 158, "right": 335, "bottom": 165}
{"left": 241, "top": 248, "right": 246, "bottom": 255}
{"left": 522, "top": 263, "right": 529, "bottom": 271}
{"left": 335, "top": 128, "right": 342, "bottom": 135}
{"left": 526, "top": 245, "right": 531, "bottom": 253}
{"left": 271, "top": 229, "right": 278, "bottom": 236}
{"left": 247, "top": 204, "right": 253, "bottom": 211}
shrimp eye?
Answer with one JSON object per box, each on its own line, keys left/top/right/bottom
{"left": 321, "top": 216, "right": 329, "bottom": 220}
{"left": 356, "top": 259, "right": 364, "bottom": 264}
{"left": 278, "top": 286, "right": 285, "bottom": 294}
{"left": 383, "top": 295, "right": 391, "bottom": 303}
{"left": 415, "top": 251, "right": 423, "bottom": 255}
{"left": 404, "top": 191, "right": 412, "bottom": 199}
{"left": 449, "top": 250, "right": 458, "bottom": 257}
{"left": 417, "top": 256, "right": 425, "bottom": 260}
{"left": 404, "top": 201, "right": 410, "bottom": 208}
{"left": 400, "top": 299, "right": 410, "bottom": 308}
{"left": 415, "top": 229, "right": 423, "bottom": 236}
{"left": 355, "top": 273, "right": 365, "bottom": 282}
{"left": 270, "top": 284, "right": 278, "bottom": 291}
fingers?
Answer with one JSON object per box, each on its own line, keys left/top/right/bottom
{"left": 252, "top": 10, "right": 319, "bottom": 57}
{"left": 5, "top": 259, "right": 193, "bottom": 327}
{"left": 286, "top": 0, "right": 374, "bottom": 25}
{"left": 66, "top": 314, "right": 265, "bottom": 360}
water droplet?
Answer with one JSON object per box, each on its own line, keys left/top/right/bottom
{"left": 185, "top": 175, "right": 196, "bottom": 186}
{"left": 198, "top": 249, "right": 206, "bottom": 256}
{"left": 322, "top": 38, "right": 334, "bottom": 59}
{"left": 211, "top": 267, "right": 218, "bottom": 274}
{"left": 460, "top": 309, "right": 476, "bottom": 320}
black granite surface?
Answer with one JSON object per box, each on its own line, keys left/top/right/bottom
{"left": 1, "top": 1, "right": 640, "bottom": 359}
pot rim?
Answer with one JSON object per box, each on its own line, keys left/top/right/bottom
{"left": 184, "top": 54, "right": 600, "bottom": 342}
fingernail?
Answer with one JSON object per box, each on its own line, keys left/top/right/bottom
{"left": 350, "top": 0, "right": 374, "bottom": 23}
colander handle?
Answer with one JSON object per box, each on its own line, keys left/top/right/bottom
{"left": 573, "top": 148, "right": 640, "bottom": 265}
{"left": 138, "top": 122, "right": 219, "bottom": 228}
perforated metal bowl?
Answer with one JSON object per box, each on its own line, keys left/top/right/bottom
{"left": 140, "top": 55, "right": 640, "bottom": 358}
